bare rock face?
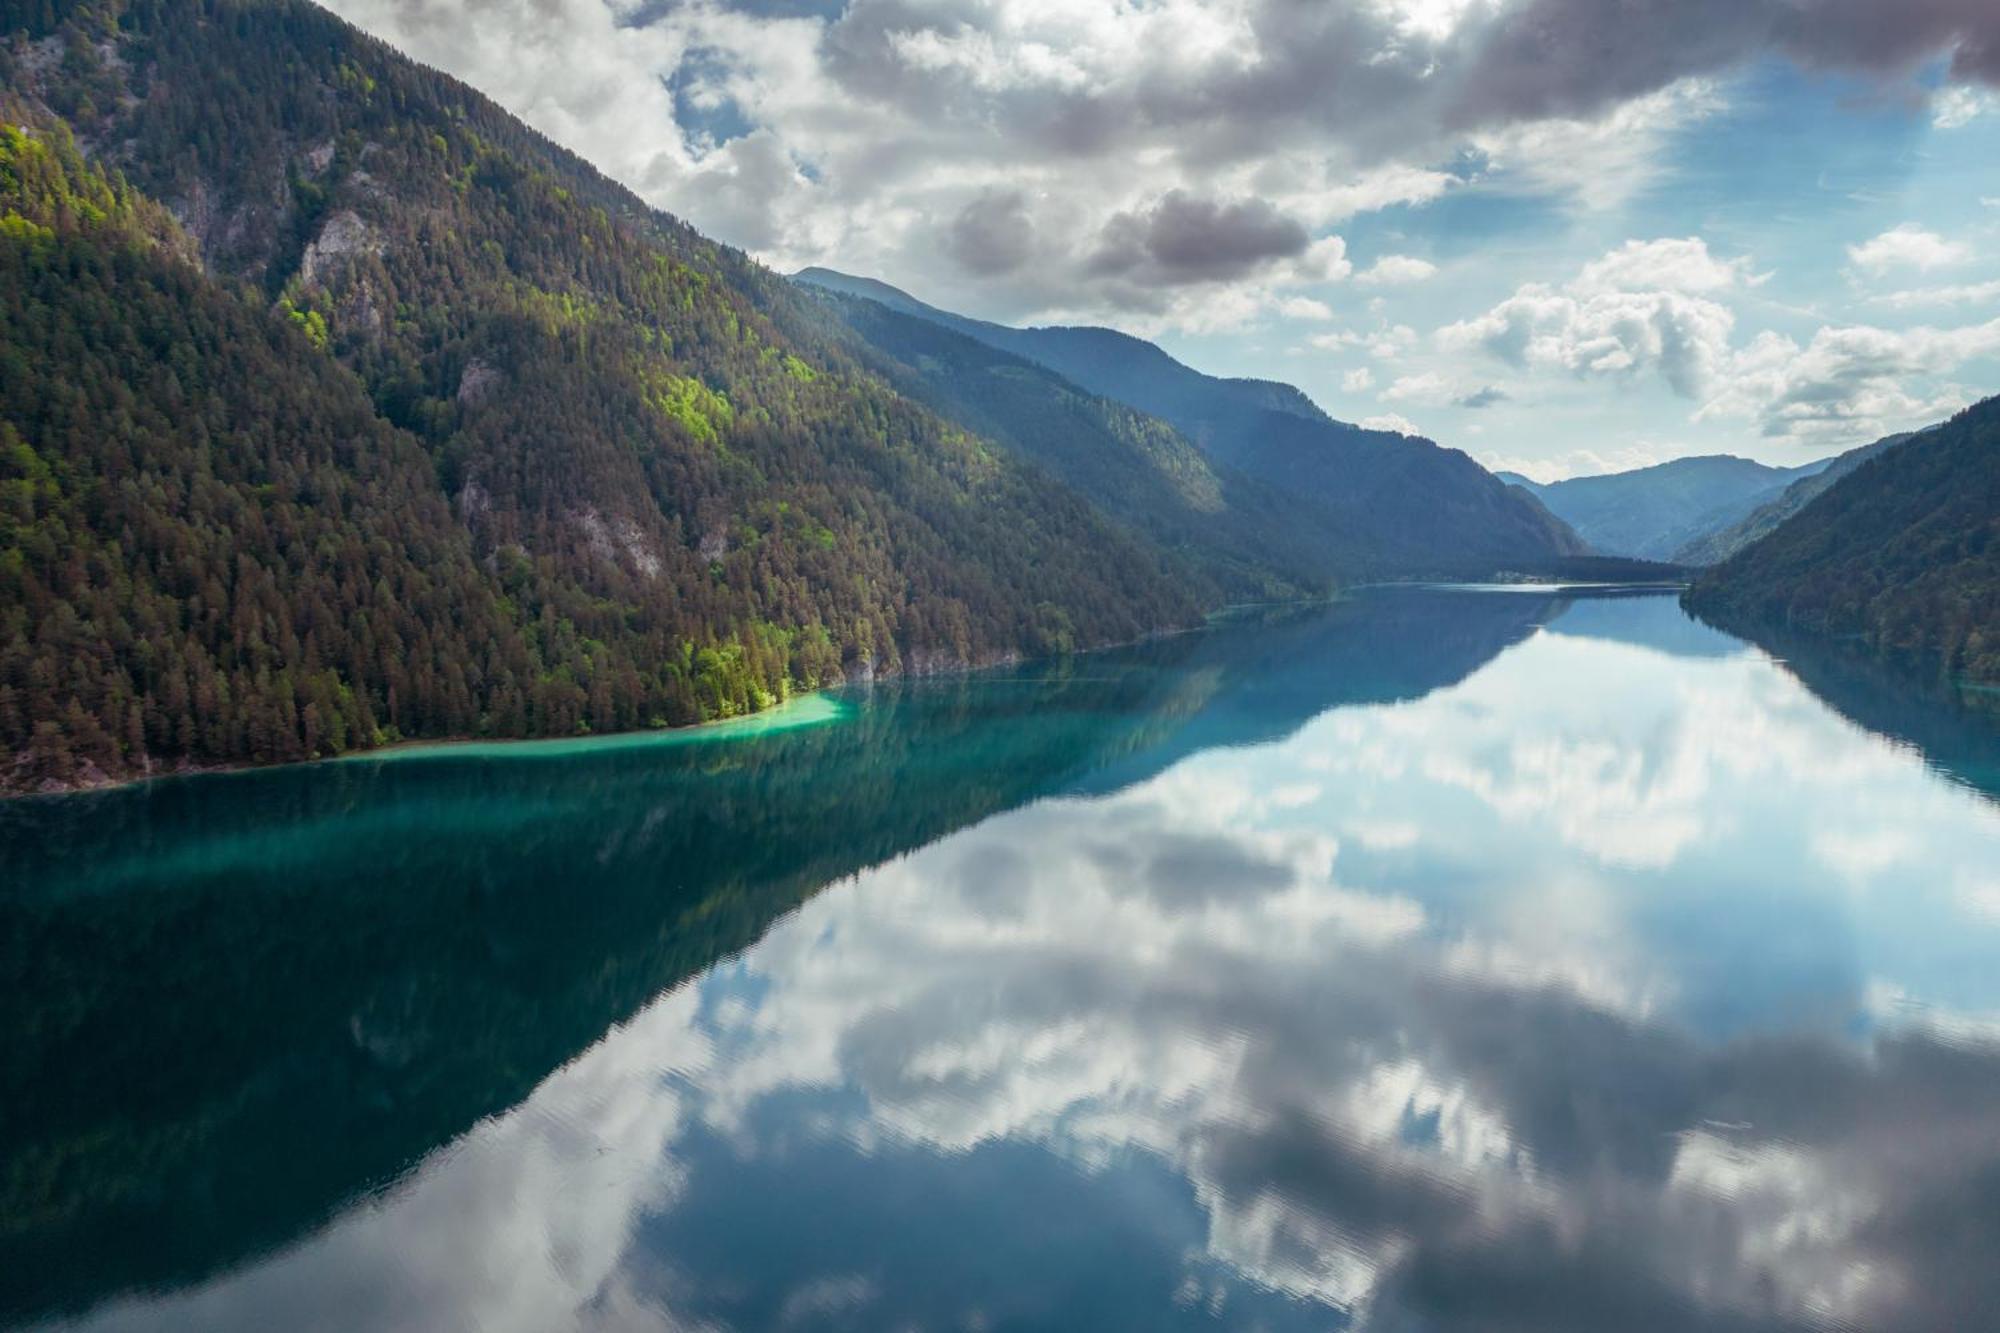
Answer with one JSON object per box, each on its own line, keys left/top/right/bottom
{"left": 455, "top": 479, "right": 493, "bottom": 530}
{"left": 299, "top": 210, "right": 379, "bottom": 288}
{"left": 457, "top": 359, "right": 503, "bottom": 406}
{"left": 168, "top": 180, "right": 254, "bottom": 265}
{"left": 337, "top": 274, "right": 388, "bottom": 346}
{"left": 697, "top": 526, "right": 730, "bottom": 564}
{"left": 573, "top": 507, "right": 665, "bottom": 580}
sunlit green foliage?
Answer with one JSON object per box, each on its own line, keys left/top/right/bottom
{"left": 0, "top": 1, "right": 1202, "bottom": 790}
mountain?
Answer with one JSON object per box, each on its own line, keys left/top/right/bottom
{"left": 0, "top": 0, "right": 1203, "bottom": 793}
{"left": 1685, "top": 397, "right": 2000, "bottom": 682}
{"left": 805, "top": 288, "right": 1350, "bottom": 600}
{"left": 797, "top": 268, "right": 1593, "bottom": 580}
{"left": 1671, "top": 429, "right": 1923, "bottom": 565}
{"left": 1500, "top": 454, "right": 1832, "bottom": 561}
{"left": 795, "top": 266, "right": 1331, "bottom": 464}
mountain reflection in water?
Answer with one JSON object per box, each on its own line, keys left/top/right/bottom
{"left": 7, "top": 589, "right": 2000, "bottom": 1332}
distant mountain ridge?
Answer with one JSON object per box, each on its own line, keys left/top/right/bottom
{"left": 796, "top": 267, "right": 1594, "bottom": 581}
{"left": 806, "top": 288, "right": 1351, "bottom": 600}
{"left": 1672, "top": 429, "right": 1926, "bottom": 566}
{"left": 1501, "top": 455, "right": 1832, "bottom": 562}
{"left": 794, "top": 266, "right": 1332, "bottom": 461}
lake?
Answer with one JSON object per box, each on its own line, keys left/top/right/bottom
{"left": 7, "top": 587, "right": 2000, "bottom": 1332}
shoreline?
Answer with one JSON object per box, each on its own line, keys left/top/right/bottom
{"left": 1, "top": 690, "right": 851, "bottom": 802}
{"left": 4, "top": 584, "right": 1679, "bottom": 802}
{"left": 2, "top": 610, "right": 1226, "bottom": 801}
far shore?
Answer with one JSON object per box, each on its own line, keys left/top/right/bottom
{"left": 6, "top": 582, "right": 1688, "bottom": 801}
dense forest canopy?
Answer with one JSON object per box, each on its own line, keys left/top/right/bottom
{"left": 0, "top": 0, "right": 1205, "bottom": 793}
{"left": 1685, "top": 397, "right": 2000, "bottom": 683}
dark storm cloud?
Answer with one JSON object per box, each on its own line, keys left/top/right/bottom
{"left": 328, "top": 0, "right": 2000, "bottom": 324}
{"left": 1454, "top": 0, "right": 2000, "bottom": 127}
{"left": 945, "top": 188, "right": 1036, "bottom": 276}
{"left": 1089, "top": 191, "right": 1310, "bottom": 285}
{"left": 809, "top": 0, "right": 2000, "bottom": 173}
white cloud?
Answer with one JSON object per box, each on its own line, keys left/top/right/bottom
{"left": 1699, "top": 318, "right": 2000, "bottom": 439}
{"left": 1277, "top": 295, "right": 1336, "bottom": 321}
{"left": 1382, "top": 372, "right": 1457, "bottom": 405}
{"left": 1573, "top": 237, "right": 1758, "bottom": 295}
{"left": 1867, "top": 279, "right": 2000, "bottom": 310}
{"left": 1343, "top": 366, "right": 1378, "bottom": 392}
{"left": 1469, "top": 81, "right": 1724, "bottom": 212}
{"left": 1847, "top": 225, "right": 1971, "bottom": 274}
{"left": 1356, "top": 255, "right": 1440, "bottom": 286}
{"left": 1311, "top": 323, "right": 1420, "bottom": 361}
{"left": 1933, "top": 86, "right": 1996, "bottom": 129}
{"left": 1293, "top": 235, "right": 1354, "bottom": 283}
{"left": 1480, "top": 444, "right": 1665, "bottom": 482}
{"left": 1438, "top": 240, "right": 1751, "bottom": 400}
{"left": 1361, "top": 411, "right": 1423, "bottom": 435}
{"left": 307, "top": 0, "right": 1764, "bottom": 334}
{"left": 1438, "top": 233, "right": 2000, "bottom": 442}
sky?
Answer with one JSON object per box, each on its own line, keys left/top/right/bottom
{"left": 321, "top": 0, "right": 2000, "bottom": 479}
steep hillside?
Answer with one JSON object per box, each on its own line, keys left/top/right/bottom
{"left": 0, "top": 118, "right": 544, "bottom": 791}
{"left": 1685, "top": 397, "right": 2000, "bottom": 681}
{"left": 796, "top": 268, "right": 1590, "bottom": 579}
{"left": 807, "top": 287, "right": 1366, "bottom": 598}
{"left": 795, "top": 266, "right": 1330, "bottom": 461}
{"left": 1673, "top": 429, "right": 1923, "bottom": 565}
{"left": 0, "top": 0, "right": 1201, "bottom": 791}
{"left": 1503, "top": 455, "right": 1830, "bottom": 561}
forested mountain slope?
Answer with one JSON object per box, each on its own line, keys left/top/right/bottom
{"left": 1672, "top": 429, "right": 1924, "bottom": 566}
{"left": 806, "top": 287, "right": 1364, "bottom": 599}
{"left": 796, "top": 268, "right": 1590, "bottom": 578}
{"left": 1501, "top": 455, "right": 1830, "bottom": 562}
{"left": 0, "top": 0, "right": 1200, "bottom": 792}
{"left": 794, "top": 266, "right": 1331, "bottom": 460}
{"left": 1685, "top": 397, "right": 2000, "bottom": 681}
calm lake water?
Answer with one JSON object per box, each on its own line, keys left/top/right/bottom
{"left": 7, "top": 588, "right": 2000, "bottom": 1332}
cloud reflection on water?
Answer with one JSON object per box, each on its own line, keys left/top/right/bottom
{"left": 63, "top": 601, "right": 2000, "bottom": 1333}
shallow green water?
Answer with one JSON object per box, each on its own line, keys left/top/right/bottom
{"left": 6, "top": 588, "right": 2000, "bottom": 1332}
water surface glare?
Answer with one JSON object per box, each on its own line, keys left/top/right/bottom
{"left": 7, "top": 589, "right": 2000, "bottom": 1332}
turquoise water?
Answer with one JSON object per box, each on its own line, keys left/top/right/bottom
{"left": 6, "top": 588, "right": 2000, "bottom": 1331}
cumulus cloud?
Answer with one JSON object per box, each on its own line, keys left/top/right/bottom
{"left": 1572, "top": 236, "right": 1758, "bottom": 295}
{"left": 1277, "top": 295, "right": 1335, "bottom": 321}
{"left": 1090, "top": 191, "right": 1309, "bottom": 285}
{"left": 1361, "top": 411, "right": 1424, "bottom": 435}
{"left": 1443, "top": 237, "right": 1999, "bottom": 440}
{"left": 1342, "top": 367, "right": 1377, "bottom": 393}
{"left": 1481, "top": 444, "right": 1666, "bottom": 482}
{"left": 946, "top": 187, "right": 1037, "bottom": 276}
{"left": 1356, "top": 255, "right": 1439, "bottom": 286}
{"left": 1452, "top": 0, "right": 2000, "bottom": 126}
{"left": 1848, "top": 224, "right": 1972, "bottom": 274}
{"left": 321, "top": 0, "right": 2000, "bottom": 332}
{"left": 1868, "top": 278, "right": 2000, "bottom": 310}
{"left": 1933, "top": 85, "right": 1996, "bottom": 128}
{"left": 1439, "top": 238, "right": 1747, "bottom": 398}
{"left": 1383, "top": 371, "right": 1503, "bottom": 407}
{"left": 1699, "top": 318, "right": 2000, "bottom": 438}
